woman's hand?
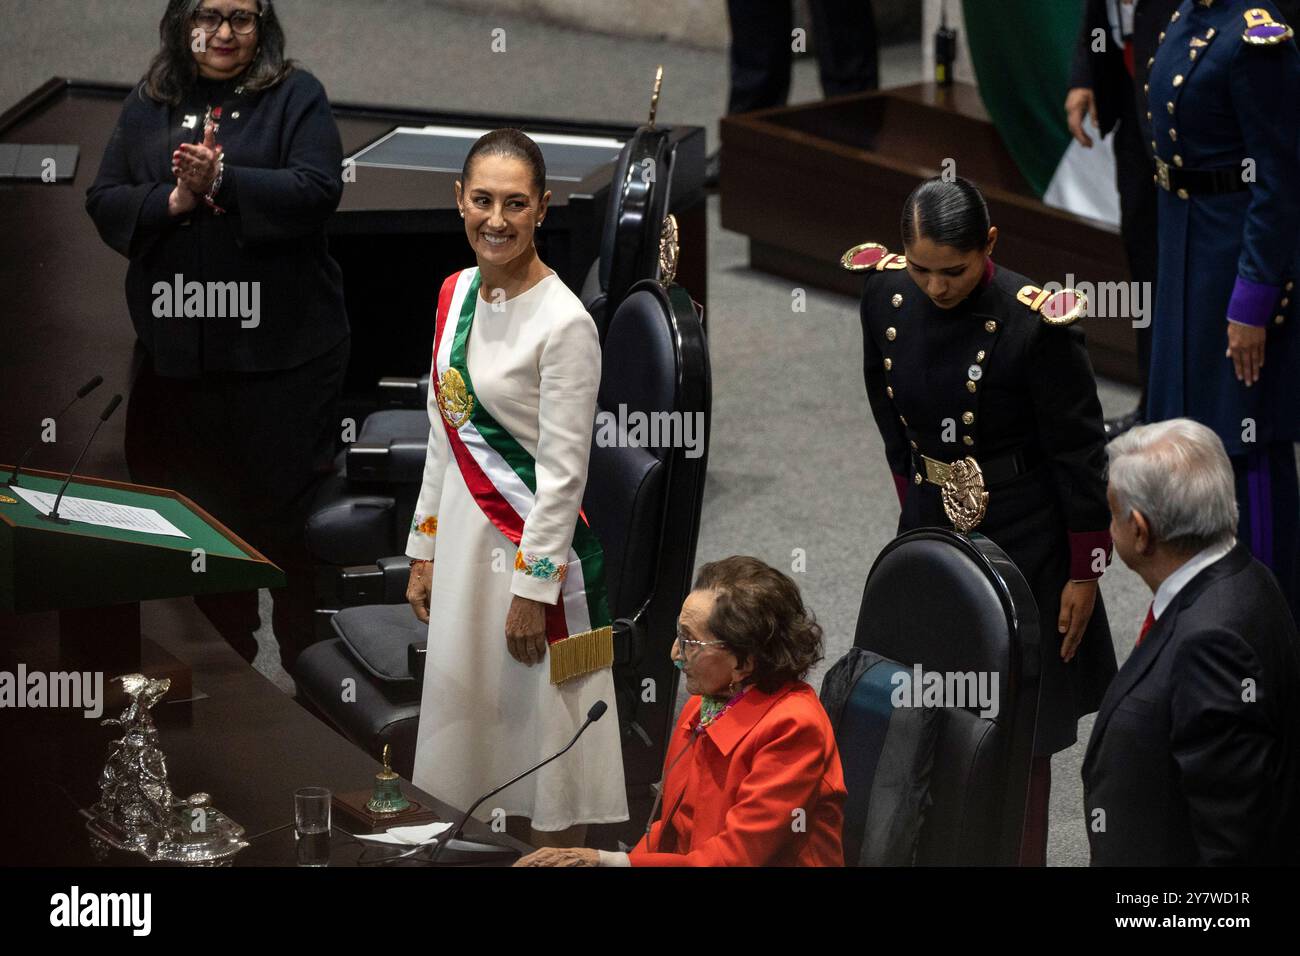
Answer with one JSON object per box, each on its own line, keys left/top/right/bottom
{"left": 167, "top": 184, "right": 199, "bottom": 217}
{"left": 406, "top": 560, "right": 432, "bottom": 624}
{"left": 513, "top": 847, "right": 599, "bottom": 867}
{"left": 173, "top": 123, "right": 223, "bottom": 196}
{"left": 1058, "top": 579, "right": 1098, "bottom": 662}
{"left": 1226, "top": 321, "right": 1267, "bottom": 387}
{"left": 505, "top": 594, "right": 547, "bottom": 666}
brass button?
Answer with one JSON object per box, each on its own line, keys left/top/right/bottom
{"left": 1286, "top": 281, "right": 1294, "bottom": 291}
{"left": 976, "top": 349, "right": 986, "bottom": 362}
{"left": 962, "top": 435, "right": 974, "bottom": 447}
{"left": 1173, "top": 154, "right": 1183, "bottom": 167}
{"left": 966, "top": 380, "right": 977, "bottom": 393}
{"left": 1147, "top": 56, "right": 1155, "bottom": 68}
{"left": 1172, "top": 10, "right": 1181, "bottom": 20}
{"left": 1146, "top": 111, "right": 1152, "bottom": 121}
{"left": 1144, "top": 83, "right": 1150, "bottom": 94}
{"left": 1167, "top": 101, "right": 1174, "bottom": 114}
{"left": 909, "top": 441, "right": 918, "bottom": 451}
{"left": 1173, "top": 74, "right": 1184, "bottom": 87}
{"left": 1206, "top": 27, "right": 1215, "bottom": 39}
{"left": 1169, "top": 128, "right": 1177, "bottom": 141}
{"left": 886, "top": 386, "right": 894, "bottom": 398}
{"left": 1159, "top": 31, "right": 1166, "bottom": 42}
{"left": 984, "top": 320, "right": 997, "bottom": 333}
{"left": 884, "top": 357, "right": 892, "bottom": 370}
{"left": 1189, "top": 49, "right": 1198, "bottom": 61}
{"left": 1281, "top": 298, "right": 1290, "bottom": 308}
{"left": 1177, "top": 188, "right": 1189, "bottom": 200}
{"left": 886, "top": 327, "right": 897, "bottom": 341}
{"left": 1276, "top": 314, "right": 1286, "bottom": 325}
{"left": 961, "top": 411, "right": 975, "bottom": 425}
{"left": 914, "top": 472, "right": 923, "bottom": 485}
{"left": 891, "top": 293, "right": 903, "bottom": 308}
{"left": 899, "top": 415, "right": 908, "bottom": 426}
{"left": 1151, "top": 140, "right": 1158, "bottom": 152}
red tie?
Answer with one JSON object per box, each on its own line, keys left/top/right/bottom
{"left": 1136, "top": 604, "right": 1155, "bottom": 647}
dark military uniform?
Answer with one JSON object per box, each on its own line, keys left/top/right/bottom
{"left": 849, "top": 244, "right": 1118, "bottom": 757}
{"left": 1146, "top": 0, "right": 1300, "bottom": 611}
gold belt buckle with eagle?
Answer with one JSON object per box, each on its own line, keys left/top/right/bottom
{"left": 437, "top": 367, "right": 474, "bottom": 429}
{"left": 922, "top": 454, "right": 989, "bottom": 533}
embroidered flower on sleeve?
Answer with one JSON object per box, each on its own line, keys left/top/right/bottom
{"left": 514, "top": 550, "right": 567, "bottom": 582}
{"left": 411, "top": 514, "right": 438, "bottom": 537}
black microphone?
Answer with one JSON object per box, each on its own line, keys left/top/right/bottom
{"left": 6, "top": 375, "right": 103, "bottom": 487}
{"left": 426, "top": 700, "right": 609, "bottom": 863}
{"left": 42, "top": 394, "right": 122, "bottom": 525}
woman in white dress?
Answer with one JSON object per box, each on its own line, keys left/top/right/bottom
{"left": 404, "top": 129, "right": 628, "bottom": 848}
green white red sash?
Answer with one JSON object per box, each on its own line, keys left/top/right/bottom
{"left": 431, "top": 268, "right": 613, "bottom": 684}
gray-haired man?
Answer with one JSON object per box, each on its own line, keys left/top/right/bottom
{"left": 1083, "top": 418, "right": 1300, "bottom": 865}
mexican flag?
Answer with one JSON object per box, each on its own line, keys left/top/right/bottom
{"left": 961, "top": 0, "right": 1120, "bottom": 225}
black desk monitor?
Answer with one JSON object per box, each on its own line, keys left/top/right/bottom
{"left": 348, "top": 124, "right": 625, "bottom": 182}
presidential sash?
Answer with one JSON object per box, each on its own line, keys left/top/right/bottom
{"left": 431, "top": 268, "right": 613, "bottom": 685}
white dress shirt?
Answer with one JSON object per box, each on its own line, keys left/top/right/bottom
{"left": 1151, "top": 540, "right": 1235, "bottom": 620}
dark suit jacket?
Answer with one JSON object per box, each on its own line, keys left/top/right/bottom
{"left": 1083, "top": 544, "right": 1300, "bottom": 865}
{"left": 86, "top": 68, "right": 349, "bottom": 377}
{"left": 1069, "top": 0, "right": 1181, "bottom": 139}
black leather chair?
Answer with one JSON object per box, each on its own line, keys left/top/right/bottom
{"left": 295, "top": 277, "right": 710, "bottom": 793}
{"left": 829, "top": 529, "right": 1041, "bottom": 865}
{"left": 581, "top": 124, "right": 674, "bottom": 342}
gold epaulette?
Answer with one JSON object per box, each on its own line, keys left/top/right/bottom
{"left": 1243, "top": 7, "right": 1294, "bottom": 44}
{"left": 1016, "top": 285, "right": 1088, "bottom": 326}
{"left": 840, "top": 242, "right": 908, "bottom": 272}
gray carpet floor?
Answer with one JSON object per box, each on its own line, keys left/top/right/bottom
{"left": 6, "top": 0, "right": 1157, "bottom": 866}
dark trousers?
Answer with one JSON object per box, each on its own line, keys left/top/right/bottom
{"left": 123, "top": 336, "right": 349, "bottom": 673}
{"left": 727, "top": 0, "right": 879, "bottom": 115}
{"left": 1113, "top": 88, "right": 1159, "bottom": 407}
{"left": 1234, "top": 443, "right": 1300, "bottom": 619}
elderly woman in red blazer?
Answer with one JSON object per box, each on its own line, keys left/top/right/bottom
{"left": 516, "top": 556, "right": 846, "bottom": 867}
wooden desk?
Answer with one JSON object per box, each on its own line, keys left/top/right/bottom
{"left": 0, "top": 597, "right": 532, "bottom": 866}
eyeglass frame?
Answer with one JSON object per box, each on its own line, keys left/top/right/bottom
{"left": 674, "top": 634, "right": 727, "bottom": 657}
{"left": 191, "top": 7, "right": 262, "bottom": 36}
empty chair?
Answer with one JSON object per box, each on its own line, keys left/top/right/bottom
{"left": 821, "top": 528, "right": 1040, "bottom": 865}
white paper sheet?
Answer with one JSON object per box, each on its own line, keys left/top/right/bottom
{"left": 353, "top": 821, "right": 453, "bottom": 845}
{"left": 11, "top": 487, "right": 189, "bottom": 539}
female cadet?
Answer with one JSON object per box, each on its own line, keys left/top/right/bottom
{"left": 1145, "top": 0, "right": 1300, "bottom": 615}
{"left": 845, "top": 176, "right": 1117, "bottom": 865}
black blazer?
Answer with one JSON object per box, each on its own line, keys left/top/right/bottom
{"left": 1082, "top": 544, "right": 1300, "bottom": 865}
{"left": 86, "top": 68, "right": 349, "bottom": 377}
{"left": 1069, "top": 0, "right": 1180, "bottom": 138}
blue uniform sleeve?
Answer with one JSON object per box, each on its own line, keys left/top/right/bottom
{"left": 1226, "top": 26, "right": 1300, "bottom": 327}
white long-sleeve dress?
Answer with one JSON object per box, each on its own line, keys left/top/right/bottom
{"left": 406, "top": 269, "right": 628, "bottom": 830}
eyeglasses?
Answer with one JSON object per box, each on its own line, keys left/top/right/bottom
{"left": 675, "top": 634, "right": 724, "bottom": 657}
{"left": 192, "top": 8, "right": 261, "bottom": 36}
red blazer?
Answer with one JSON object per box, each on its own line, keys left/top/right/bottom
{"left": 629, "top": 681, "right": 846, "bottom": 866}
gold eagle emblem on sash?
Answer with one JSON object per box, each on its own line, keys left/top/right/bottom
{"left": 437, "top": 367, "right": 474, "bottom": 429}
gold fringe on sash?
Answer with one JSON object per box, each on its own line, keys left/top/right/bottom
{"left": 548, "top": 624, "right": 614, "bottom": 685}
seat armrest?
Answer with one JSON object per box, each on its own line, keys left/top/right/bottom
{"left": 377, "top": 375, "right": 428, "bottom": 409}
{"left": 345, "top": 439, "right": 428, "bottom": 483}
{"left": 338, "top": 555, "right": 412, "bottom": 606}
{"left": 408, "top": 641, "right": 427, "bottom": 683}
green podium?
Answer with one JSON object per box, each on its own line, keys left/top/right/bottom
{"left": 0, "top": 467, "right": 284, "bottom": 696}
